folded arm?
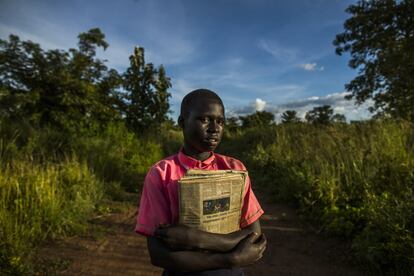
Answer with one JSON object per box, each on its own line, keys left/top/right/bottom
{"left": 154, "top": 220, "right": 262, "bottom": 252}
{"left": 147, "top": 223, "right": 266, "bottom": 272}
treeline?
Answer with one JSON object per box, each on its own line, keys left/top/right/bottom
{"left": 227, "top": 105, "right": 346, "bottom": 131}
{"left": 0, "top": 28, "right": 171, "bottom": 138}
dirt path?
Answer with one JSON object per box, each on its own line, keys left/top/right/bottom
{"left": 35, "top": 192, "right": 364, "bottom": 276}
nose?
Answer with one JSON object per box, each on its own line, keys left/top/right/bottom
{"left": 208, "top": 120, "right": 220, "bottom": 132}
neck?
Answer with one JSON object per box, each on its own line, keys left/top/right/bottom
{"left": 182, "top": 145, "right": 212, "bottom": 161}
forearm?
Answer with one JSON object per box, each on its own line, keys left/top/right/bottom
{"left": 147, "top": 223, "right": 266, "bottom": 272}
{"left": 155, "top": 220, "right": 262, "bottom": 252}
{"left": 185, "top": 220, "right": 261, "bottom": 252}
{"left": 153, "top": 248, "right": 234, "bottom": 272}
{"left": 148, "top": 236, "right": 235, "bottom": 272}
{"left": 190, "top": 227, "right": 251, "bottom": 252}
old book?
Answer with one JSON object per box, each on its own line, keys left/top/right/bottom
{"left": 178, "top": 169, "right": 247, "bottom": 234}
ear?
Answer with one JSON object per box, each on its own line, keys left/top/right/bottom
{"left": 178, "top": 115, "right": 185, "bottom": 129}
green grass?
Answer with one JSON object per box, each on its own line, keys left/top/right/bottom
{"left": 0, "top": 158, "right": 103, "bottom": 274}
{"left": 218, "top": 120, "right": 414, "bottom": 274}
{"left": 0, "top": 121, "right": 165, "bottom": 274}
{"left": 1, "top": 119, "right": 413, "bottom": 274}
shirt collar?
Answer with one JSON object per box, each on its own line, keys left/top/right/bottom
{"left": 178, "top": 147, "right": 216, "bottom": 170}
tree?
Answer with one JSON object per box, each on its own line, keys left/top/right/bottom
{"left": 0, "top": 28, "right": 122, "bottom": 132}
{"left": 239, "top": 111, "right": 274, "bottom": 128}
{"left": 225, "top": 117, "right": 240, "bottom": 132}
{"left": 281, "top": 110, "right": 300, "bottom": 123}
{"left": 305, "top": 105, "right": 334, "bottom": 125}
{"left": 123, "top": 47, "right": 171, "bottom": 133}
{"left": 153, "top": 65, "right": 172, "bottom": 126}
{"left": 333, "top": 0, "right": 414, "bottom": 121}
{"left": 332, "top": 113, "right": 346, "bottom": 123}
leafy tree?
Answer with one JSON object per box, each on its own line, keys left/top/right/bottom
{"left": 123, "top": 47, "right": 171, "bottom": 133}
{"left": 305, "top": 105, "right": 347, "bottom": 124}
{"left": 332, "top": 113, "right": 347, "bottom": 123}
{"left": 0, "top": 28, "right": 122, "bottom": 132}
{"left": 225, "top": 117, "right": 240, "bottom": 132}
{"left": 239, "top": 111, "right": 274, "bottom": 128}
{"left": 334, "top": 0, "right": 414, "bottom": 121}
{"left": 305, "top": 105, "right": 334, "bottom": 125}
{"left": 281, "top": 110, "right": 301, "bottom": 123}
{"left": 153, "top": 65, "right": 172, "bottom": 126}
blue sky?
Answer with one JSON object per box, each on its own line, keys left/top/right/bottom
{"left": 0, "top": 0, "right": 373, "bottom": 121}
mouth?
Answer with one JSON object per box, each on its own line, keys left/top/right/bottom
{"left": 205, "top": 137, "right": 219, "bottom": 144}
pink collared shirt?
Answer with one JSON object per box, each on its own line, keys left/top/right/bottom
{"left": 135, "top": 149, "right": 264, "bottom": 236}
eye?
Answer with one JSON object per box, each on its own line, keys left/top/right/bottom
{"left": 217, "top": 119, "right": 225, "bottom": 126}
{"left": 199, "top": 117, "right": 209, "bottom": 123}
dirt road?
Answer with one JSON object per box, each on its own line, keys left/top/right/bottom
{"left": 36, "top": 191, "right": 364, "bottom": 276}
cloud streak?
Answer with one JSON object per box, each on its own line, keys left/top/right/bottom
{"left": 257, "top": 39, "right": 299, "bottom": 63}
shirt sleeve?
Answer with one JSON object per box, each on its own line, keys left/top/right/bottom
{"left": 135, "top": 166, "right": 172, "bottom": 236}
{"left": 240, "top": 173, "right": 264, "bottom": 228}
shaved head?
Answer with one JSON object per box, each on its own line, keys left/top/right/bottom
{"left": 180, "top": 89, "right": 224, "bottom": 119}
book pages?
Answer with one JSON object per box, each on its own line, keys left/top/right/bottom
{"left": 178, "top": 169, "right": 247, "bottom": 234}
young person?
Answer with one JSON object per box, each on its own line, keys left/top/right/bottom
{"left": 135, "top": 89, "right": 266, "bottom": 275}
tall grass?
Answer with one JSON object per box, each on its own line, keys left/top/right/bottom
{"left": 0, "top": 121, "right": 166, "bottom": 274}
{"left": 0, "top": 158, "right": 103, "bottom": 274}
{"left": 74, "top": 123, "right": 164, "bottom": 193}
{"left": 219, "top": 120, "right": 414, "bottom": 274}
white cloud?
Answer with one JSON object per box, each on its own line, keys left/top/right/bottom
{"left": 301, "top": 63, "right": 317, "bottom": 71}
{"left": 300, "top": 62, "right": 324, "bottom": 71}
{"left": 255, "top": 98, "right": 266, "bottom": 111}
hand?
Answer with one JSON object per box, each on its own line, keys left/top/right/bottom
{"left": 154, "top": 224, "right": 196, "bottom": 250}
{"left": 231, "top": 232, "right": 267, "bottom": 266}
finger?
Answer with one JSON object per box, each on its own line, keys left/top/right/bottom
{"left": 259, "top": 244, "right": 267, "bottom": 254}
{"left": 256, "top": 233, "right": 267, "bottom": 245}
{"left": 249, "top": 232, "right": 259, "bottom": 242}
{"left": 254, "top": 252, "right": 263, "bottom": 262}
{"left": 257, "top": 238, "right": 267, "bottom": 249}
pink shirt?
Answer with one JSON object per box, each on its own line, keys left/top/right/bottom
{"left": 135, "top": 149, "right": 264, "bottom": 236}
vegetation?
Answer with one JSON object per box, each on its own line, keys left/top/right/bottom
{"left": 123, "top": 47, "right": 171, "bottom": 133}
{"left": 218, "top": 120, "right": 414, "bottom": 274}
{"left": 0, "top": 29, "right": 173, "bottom": 274}
{"left": 239, "top": 111, "right": 275, "bottom": 128}
{"left": 334, "top": 0, "right": 414, "bottom": 121}
{"left": 305, "top": 105, "right": 346, "bottom": 125}
{"left": 2, "top": 2, "right": 414, "bottom": 272}
{"left": 281, "top": 110, "right": 300, "bottom": 124}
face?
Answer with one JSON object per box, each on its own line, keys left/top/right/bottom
{"left": 180, "top": 99, "right": 225, "bottom": 156}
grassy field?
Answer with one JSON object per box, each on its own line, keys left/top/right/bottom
{"left": 1, "top": 119, "right": 413, "bottom": 274}
{"left": 0, "top": 122, "right": 165, "bottom": 274}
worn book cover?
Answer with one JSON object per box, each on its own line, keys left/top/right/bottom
{"left": 178, "top": 170, "right": 247, "bottom": 234}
